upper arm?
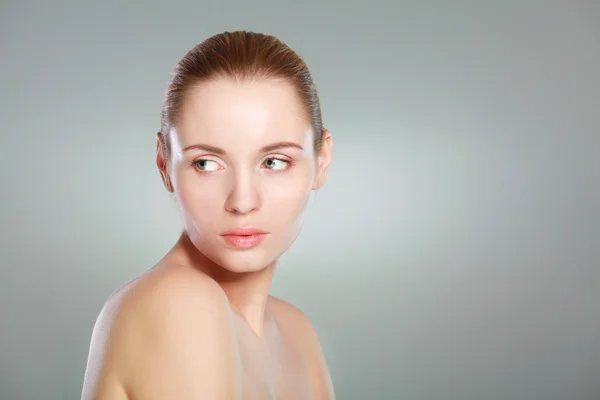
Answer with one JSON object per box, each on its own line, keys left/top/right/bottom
{"left": 81, "top": 292, "right": 131, "bottom": 400}
{"left": 81, "top": 272, "right": 242, "bottom": 400}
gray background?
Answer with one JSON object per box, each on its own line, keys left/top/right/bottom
{"left": 1, "top": 1, "right": 599, "bottom": 399}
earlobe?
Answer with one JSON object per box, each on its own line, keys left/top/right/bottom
{"left": 160, "top": 170, "right": 174, "bottom": 193}
{"left": 156, "top": 132, "right": 175, "bottom": 193}
{"left": 312, "top": 168, "right": 330, "bottom": 190}
{"left": 312, "top": 129, "right": 333, "bottom": 190}
{"left": 312, "top": 172, "right": 322, "bottom": 190}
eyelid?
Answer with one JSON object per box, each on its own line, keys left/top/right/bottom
{"left": 194, "top": 154, "right": 224, "bottom": 161}
{"left": 262, "top": 156, "right": 291, "bottom": 165}
{"left": 193, "top": 155, "right": 226, "bottom": 165}
{"left": 264, "top": 153, "right": 292, "bottom": 161}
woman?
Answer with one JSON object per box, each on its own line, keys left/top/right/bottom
{"left": 81, "top": 31, "right": 335, "bottom": 400}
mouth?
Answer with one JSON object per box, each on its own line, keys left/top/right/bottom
{"left": 220, "top": 226, "right": 269, "bottom": 249}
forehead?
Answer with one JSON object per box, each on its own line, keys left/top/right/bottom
{"left": 174, "top": 77, "right": 312, "bottom": 148}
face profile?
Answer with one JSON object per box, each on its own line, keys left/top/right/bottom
{"left": 157, "top": 77, "right": 332, "bottom": 274}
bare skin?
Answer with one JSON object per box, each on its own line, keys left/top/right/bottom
{"left": 81, "top": 77, "right": 334, "bottom": 399}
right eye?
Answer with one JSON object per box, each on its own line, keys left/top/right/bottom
{"left": 193, "top": 159, "right": 221, "bottom": 172}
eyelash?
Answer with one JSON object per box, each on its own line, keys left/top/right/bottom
{"left": 263, "top": 157, "right": 292, "bottom": 171}
{"left": 191, "top": 157, "right": 292, "bottom": 172}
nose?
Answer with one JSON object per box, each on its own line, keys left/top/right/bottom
{"left": 224, "top": 170, "right": 261, "bottom": 215}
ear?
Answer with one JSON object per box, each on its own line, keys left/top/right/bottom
{"left": 156, "top": 132, "right": 174, "bottom": 193}
{"left": 312, "top": 129, "right": 333, "bottom": 190}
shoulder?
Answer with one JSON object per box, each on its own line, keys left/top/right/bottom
{"left": 268, "top": 296, "right": 336, "bottom": 399}
{"left": 82, "top": 265, "right": 241, "bottom": 400}
{"left": 267, "top": 295, "right": 320, "bottom": 343}
{"left": 94, "top": 265, "right": 232, "bottom": 347}
{"left": 267, "top": 295, "right": 322, "bottom": 346}
{"left": 114, "top": 264, "right": 232, "bottom": 322}
{"left": 267, "top": 295, "right": 310, "bottom": 325}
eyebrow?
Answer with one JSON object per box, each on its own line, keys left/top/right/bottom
{"left": 182, "top": 141, "right": 304, "bottom": 155}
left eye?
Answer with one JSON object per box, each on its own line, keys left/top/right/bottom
{"left": 263, "top": 158, "right": 289, "bottom": 171}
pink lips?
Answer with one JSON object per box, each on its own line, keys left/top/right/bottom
{"left": 220, "top": 226, "right": 268, "bottom": 249}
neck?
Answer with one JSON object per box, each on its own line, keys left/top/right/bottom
{"left": 164, "top": 231, "right": 275, "bottom": 337}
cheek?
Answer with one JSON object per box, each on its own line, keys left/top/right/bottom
{"left": 172, "top": 170, "right": 223, "bottom": 227}
{"left": 263, "top": 170, "right": 313, "bottom": 222}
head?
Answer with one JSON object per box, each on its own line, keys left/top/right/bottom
{"left": 156, "top": 31, "right": 332, "bottom": 274}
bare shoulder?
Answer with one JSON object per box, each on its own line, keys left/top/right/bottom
{"left": 81, "top": 265, "right": 242, "bottom": 400}
{"left": 267, "top": 295, "right": 310, "bottom": 325}
{"left": 267, "top": 295, "right": 324, "bottom": 343}
{"left": 268, "top": 296, "right": 336, "bottom": 399}
{"left": 267, "top": 295, "right": 321, "bottom": 345}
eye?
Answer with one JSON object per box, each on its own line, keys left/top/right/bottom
{"left": 193, "top": 159, "right": 221, "bottom": 172}
{"left": 263, "top": 158, "right": 290, "bottom": 171}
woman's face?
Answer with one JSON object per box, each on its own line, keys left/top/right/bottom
{"left": 160, "top": 77, "right": 331, "bottom": 273}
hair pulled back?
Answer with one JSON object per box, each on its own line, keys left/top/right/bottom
{"left": 159, "top": 31, "right": 324, "bottom": 158}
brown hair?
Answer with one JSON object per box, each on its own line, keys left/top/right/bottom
{"left": 159, "top": 30, "right": 324, "bottom": 159}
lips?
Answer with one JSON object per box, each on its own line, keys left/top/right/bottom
{"left": 221, "top": 226, "right": 268, "bottom": 236}
{"left": 220, "top": 226, "right": 268, "bottom": 249}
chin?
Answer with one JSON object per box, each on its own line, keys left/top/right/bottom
{"left": 210, "top": 247, "right": 279, "bottom": 273}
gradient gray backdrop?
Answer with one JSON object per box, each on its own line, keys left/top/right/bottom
{"left": 1, "top": 1, "right": 599, "bottom": 399}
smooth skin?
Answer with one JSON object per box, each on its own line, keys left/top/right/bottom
{"left": 81, "top": 77, "right": 334, "bottom": 399}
